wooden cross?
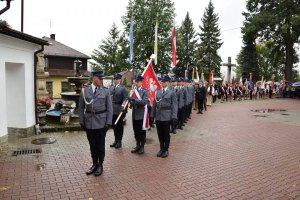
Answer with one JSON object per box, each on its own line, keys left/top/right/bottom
{"left": 222, "top": 57, "right": 236, "bottom": 83}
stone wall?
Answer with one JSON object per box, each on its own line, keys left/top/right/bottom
{"left": 46, "top": 80, "right": 53, "bottom": 98}
{"left": 7, "top": 126, "right": 36, "bottom": 138}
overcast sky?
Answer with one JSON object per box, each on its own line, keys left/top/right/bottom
{"left": 1, "top": 0, "right": 246, "bottom": 74}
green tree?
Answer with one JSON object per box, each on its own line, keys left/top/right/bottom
{"left": 90, "top": 23, "right": 128, "bottom": 75}
{"left": 256, "top": 41, "right": 285, "bottom": 81}
{"left": 173, "top": 12, "right": 197, "bottom": 78}
{"left": 122, "top": 0, "right": 175, "bottom": 74}
{"left": 0, "top": 20, "right": 10, "bottom": 27}
{"left": 196, "top": 0, "right": 223, "bottom": 78}
{"left": 239, "top": 21, "right": 260, "bottom": 82}
{"left": 244, "top": 0, "right": 300, "bottom": 81}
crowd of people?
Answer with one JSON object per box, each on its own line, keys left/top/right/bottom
{"left": 77, "top": 71, "right": 283, "bottom": 177}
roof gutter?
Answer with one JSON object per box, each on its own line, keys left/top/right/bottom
{"left": 34, "top": 45, "right": 44, "bottom": 133}
{"left": 0, "top": 0, "right": 11, "bottom": 15}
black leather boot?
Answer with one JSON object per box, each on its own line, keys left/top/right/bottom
{"left": 156, "top": 149, "right": 163, "bottom": 157}
{"left": 110, "top": 141, "right": 117, "bottom": 148}
{"left": 161, "top": 150, "right": 169, "bottom": 158}
{"left": 115, "top": 142, "right": 122, "bottom": 149}
{"left": 137, "top": 143, "right": 145, "bottom": 155}
{"left": 86, "top": 164, "right": 98, "bottom": 175}
{"left": 94, "top": 164, "right": 103, "bottom": 176}
{"left": 131, "top": 141, "right": 140, "bottom": 153}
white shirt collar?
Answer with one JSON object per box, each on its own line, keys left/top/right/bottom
{"left": 92, "top": 83, "right": 97, "bottom": 93}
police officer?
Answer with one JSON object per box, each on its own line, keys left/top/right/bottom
{"left": 78, "top": 71, "right": 113, "bottom": 176}
{"left": 128, "top": 75, "right": 149, "bottom": 155}
{"left": 177, "top": 78, "right": 185, "bottom": 129}
{"left": 109, "top": 73, "right": 128, "bottom": 149}
{"left": 169, "top": 77, "right": 178, "bottom": 134}
{"left": 152, "top": 75, "right": 177, "bottom": 158}
{"left": 195, "top": 82, "right": 206, "bottom": 114}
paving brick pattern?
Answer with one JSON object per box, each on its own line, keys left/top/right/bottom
{"left": 0, "top": 99, "right": 300, "bottom": 200}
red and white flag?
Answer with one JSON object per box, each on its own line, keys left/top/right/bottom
{"left": 140, "top": 58, "right": 161, "bottom": 130}
{"left": 171, "top": 26, "right": 176, "bottom": 68}
{"left": 142, "top": 59, "right": 161, "bottom": 106}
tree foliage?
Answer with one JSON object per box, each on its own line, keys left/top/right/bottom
{"left": 90, "top": 23, "right": 129, "bottom": 75}
{"left": 243, "top": 0, "right": 300, "bottom": 81}
{"left": 122, "top": 0, "right": 175, "bottom": 74}
{"left": 196, "top": 0, "right": 223, "bottom": 78}
{"left": 173, "top": 12, "right": 197, "bottom": 78}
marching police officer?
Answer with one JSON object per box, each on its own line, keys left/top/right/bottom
{"left": 128, "top": 75, "right": 149, "bottom": 155}
{"left": 177, "top": 78, "right": 185, "bottom": 130}
{"left": 109, "top": 73, "right": 128, "bottom": 149}
{"left": 152, "top": 75, "right": 177, "bottom": 158}
{"left": 78, "top": 71, "right": 113, "bottom": 176}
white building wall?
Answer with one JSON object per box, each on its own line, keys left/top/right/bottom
{"left": 0, "top": 34, "right": 41, "bottom": 137}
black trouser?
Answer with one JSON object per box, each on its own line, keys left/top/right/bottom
{"left": 133, "top": 119, "right": 146, "bottom": 145}
{"left": 156, "top": 120, "right": 171, "bottom": 151}
{"left": 189, "top": 103, "right": 192, "bottom": 116}
{"left": 112, "top": 114, "right": 125, "bottom": 143}
{"left": 86, "top": 128, "right": 106, "bottom": 165}
{"left": 249, "top": 90, "right": 253, "bottom": 100}
{"left": 269, "top": 89, "right": 273, "bottom": 99}
{"left": 198, "top": 99, "right": 204, "bottom": 111}
{"left": 177, "top": 107, "right": 183, "bottom": 128}
{"left": 148, "top": 106, "right": 154, "bottom": 127}
{"left": 183, "top": 105, "right": 188, "bottom": 121}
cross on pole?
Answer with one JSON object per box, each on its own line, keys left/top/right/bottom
{"left": 222, "top": 57, "right": 236, "bottom": 83}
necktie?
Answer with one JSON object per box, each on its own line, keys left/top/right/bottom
{"left": 94, "top": 87, "right": 97, "bottom": 96}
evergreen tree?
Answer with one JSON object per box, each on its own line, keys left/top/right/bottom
{"left": 239, "top": 22, "right": 259, "bottom": 82}
{"left": 122, "top": 0, "right": 175, "bottom": 74}
{"left": 244, "top": 0, "right": 300, "bottom": 81}
{"left": 173, "top": 12, "right": 197, "bottom": 78}
{"left": 90, "top": 23, "right": 128, "bottom": 75}
{"left": 196, "top": 0, "right": 223, "bottom": 78}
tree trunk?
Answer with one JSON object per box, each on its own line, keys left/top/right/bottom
{"left": 285, "top": 40, "right": 293, "bottom": 81}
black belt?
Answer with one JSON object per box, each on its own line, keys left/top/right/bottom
{"left": 86, "top": 110, "right": 107, "bottom": 114}
{"left": 158, "top": 106, "right": 171, "bottom": 110}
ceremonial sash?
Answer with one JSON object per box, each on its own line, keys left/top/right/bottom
{"left": 133, "top": 89, "right": 149, "bottom": 130}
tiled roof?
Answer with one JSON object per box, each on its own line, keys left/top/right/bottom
{"left": 42, "top": 36, "right": 90, "bottom": 59}
{"left": 0, "top": 26, "right": 49, "bottom": 45}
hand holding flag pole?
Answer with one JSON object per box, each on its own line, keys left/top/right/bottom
{"left": 115, "top": 55, "right": 156, "bottom": 125}
{"left": 114, "top": 86, "right": 135, "bottom": 125}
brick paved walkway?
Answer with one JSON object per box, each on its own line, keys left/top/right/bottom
{"left": 0, "top": 99, "right": 300, "bottom": 200}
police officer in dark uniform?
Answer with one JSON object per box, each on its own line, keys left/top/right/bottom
{"left": 109, "top": 73, "right": 128, "bottom": 149}
{"left": 152, "top": 75, "right": 177, "bottom": 158}
{"left": 177, "top": 78, "right": 185, "bottom": 130}
{"left": 128, "top": 75, "right": 149, "bottom": 155}
{"left": 78, "top": 71, "right": 113, "bottom": 176}
{"left": 195, "top": 82, "right": 206, "bottom": 114}
{"left": 169, "top": 77, "right": 178, "bottom": 134}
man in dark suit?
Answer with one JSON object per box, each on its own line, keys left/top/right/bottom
{"left": 78, "top": 71, "right": 113, "bottom": 176}
{"left": 109, "top": 73, "right": 128, "bottom": 149}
